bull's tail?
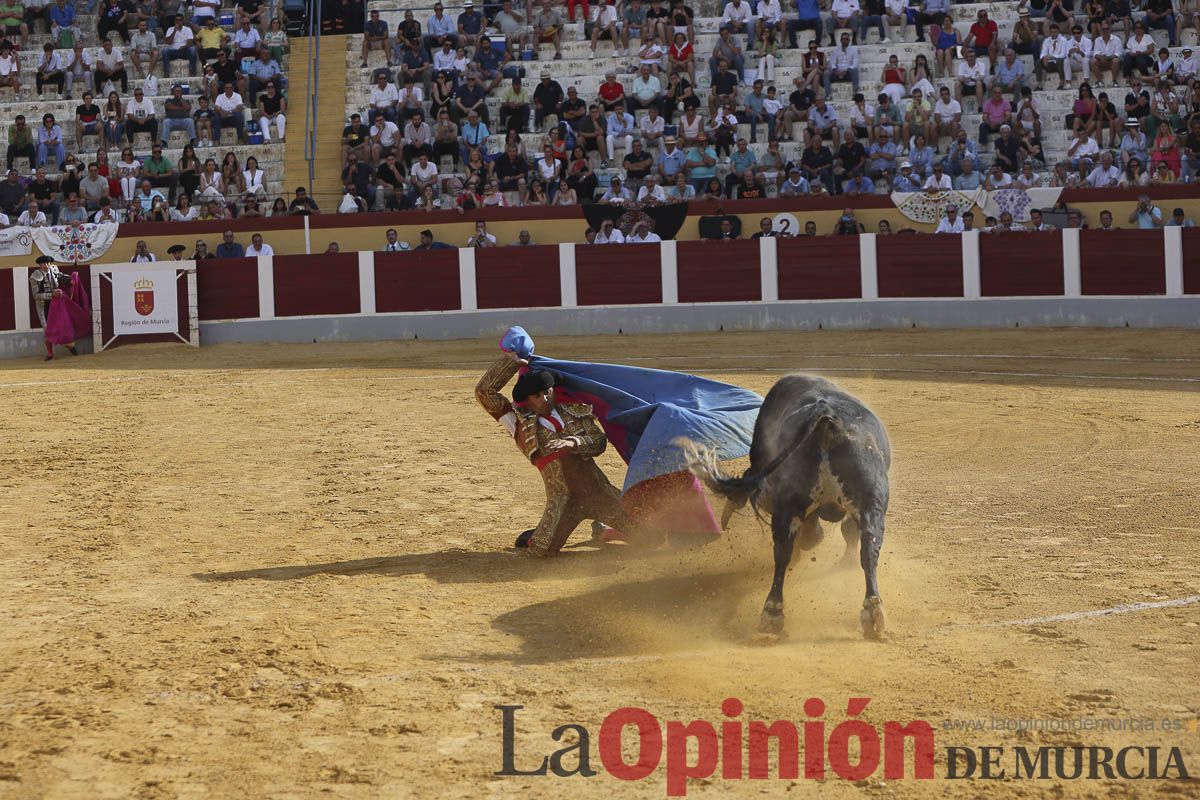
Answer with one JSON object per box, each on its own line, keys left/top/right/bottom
{"left": 675, "top": 401, "right": 839, "bottom": 529}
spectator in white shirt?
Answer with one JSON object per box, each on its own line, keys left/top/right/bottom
{"left": 129, "top": 239, "right": 156, "bottom": 261}
{"left": 244, "top": 233, "right": 274, "bottom": 256}
{"left": 955, "top": 48, "right": 986, "bottom": 105}
{"left": 1040, "top": 24, "right": 1072, "bottom": 88}
{"left": 720, "top": 0, "right": 752, "bottom": 48}
{"left": 829, "top": 0, "right": 862, "bottom": 45}
{"left": 232, "top": 19, "right": 261, "bottom": 60}
{"left": 1065, "top": 25, "right": 1092, "bottom": 81}
{"left": 94, "top": 38, "right": 128, "bottom": 93}
{"left": 1090, "top": 24, "right": 1123, "bottom": 86}
{"left": 636, "top": 173, "right": 668, "bottom": 204}
{"left": 1085, "top": 150, "right": 1122, "bottom": 187}
{"left": 824, "top": 32, "right": 860, "bottom": 94}
{"left": 213, "top": 84, "right": 245, "bottom": 142}
{"left": 595, "top": 218, "right": 625, "bottom": 243}
{"left": 923, "top": 162, "right": 952, "bottom": 191}
{"left": 1067, "top": 130, "right": 1099, "bottom": 171}
{"left": 17, "top": 200, "right": 48, "bottom": 227}
{"left": 124, "top": 86, "right": 157, "bottom": 144}
{"left": 934, "top": 205, "right": 964, "bottom": 233}
{"left": 368, "top": 72, "right": 398, "bottom": 124}
{"left": 626, "top": 220, "right": 662, "bottom": 242}
{"left": 640, "top": 105, "right": 664, "bottom": 145}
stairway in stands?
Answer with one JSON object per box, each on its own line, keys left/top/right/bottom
{"left": 283, "top": 34, "right": 349, "bottom": 210}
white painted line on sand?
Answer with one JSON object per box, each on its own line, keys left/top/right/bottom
{"left": 985, "top": 595, "right": 1200, "bottom": 628}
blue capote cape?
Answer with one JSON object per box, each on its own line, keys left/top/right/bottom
{"left": 500, "top": 327, "right": 763, "bottom": 492}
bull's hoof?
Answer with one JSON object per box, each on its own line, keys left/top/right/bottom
{"left": 758, "top": 602, "right": 785, "bottom": 637}
{"left": 860, "top": 596, "right": 886, "bottom": 640}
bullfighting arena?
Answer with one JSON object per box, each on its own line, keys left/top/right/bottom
{"left": 2, "top": 328, "right": 1198, "bottom": 799}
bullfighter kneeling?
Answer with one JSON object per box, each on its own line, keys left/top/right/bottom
{"left": 475, "top": 351, "right": 652, "bottom": 557}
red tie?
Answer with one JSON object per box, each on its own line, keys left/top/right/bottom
{"left": 542, "top": 414, "right": 562, "bottom": 432}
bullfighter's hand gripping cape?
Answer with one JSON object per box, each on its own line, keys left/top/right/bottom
{"left": 500, "top": 326, "right": 763, "bottom": 535}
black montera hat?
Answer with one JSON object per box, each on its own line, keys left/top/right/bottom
{"left": 512, "top": 370, "right": 557, "bottom": 403}
{"left": 35, "top": 255, "right": 54, "bottom": 263}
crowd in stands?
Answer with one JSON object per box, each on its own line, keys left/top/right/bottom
{"left": 330, "top": 0, "right": 1200, "bottom": 215}
{"left": 0, "top": 0, "right": 289, "bottom": 225}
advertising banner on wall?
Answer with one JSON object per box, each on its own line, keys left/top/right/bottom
{"left": 90, "top": 261, "right": 199, "bottom": 351}
{"left": 111, "top": 266, "right": 180, "bottom": 334}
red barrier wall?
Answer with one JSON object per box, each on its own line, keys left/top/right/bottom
{"left": 980, "top": 234, "right": 1065, "bottom": 297}
{"left": 1183, "top": 228, "right": 1200, "bottom": 295}
{"left": 273, "top": 254, "right": 361, "bottom": 317}
{"left": 777, "top": 237, "right": 862, "bottom": 299}
{"left": 876, "top": 235, "right": 964, "bottom": 298}
{"left": 198, "top": 258, "right": 260, "bottom": 320}
{"left": 676, "top": 240, "right": 761, "bottom": 303}
{"left": 375, "top": 250, "right": 461, "bottom": 312}
{"left": 1079, "top": 230, "right": 1166, "bottom": 295}
{"left": 0, "top": 270, "right": 15, "bottom": 331}
{"left": 576, "top": 244, "right": 662, "bottom": 306}
{"left": 475, "top": 246, "right": 561, "bottom": 309}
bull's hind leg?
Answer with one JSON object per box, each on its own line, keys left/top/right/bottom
{"left": 759, "top": 511, "right": 796, "bottom": 636}
{"left": 838, "top": 516, "right": 861, "bottom": 570}
{"left": 858, "top": 505, "right": 887, "bottom": 640}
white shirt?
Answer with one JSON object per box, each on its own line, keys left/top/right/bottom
{"left": 639, "top": 43, "right": 665, "bottom": 67}
{"left": 411, "top": 161, "right": 438, "bottom": 182}
{"left": 1040, "top": 35, "right": 1069, "bottom": 60}
{"left": 96, "top": 47, "right": 124, "bottom": 71}
{"left": 923, "top": 173, "right": 951, "bottom": 191}
{"left": 721, "top": 1, "right": 751, "bottom": 25}
{"left": 1091, "top": 34, "right": 1122, "bottom": 58}
{"left": 1070, "top": 137, "right": 1099, "bottom": 157}
{"left": 757, "top": 0, "right": 783, "bottom": 23}
{"left": 18, "top": 210, "right": 48, "bottom": 226}
{"left": 126, "top": 96, "right": 156, "bottom": 119}
{"left": 39, "top": 52, "right": 63, "bottom": 72}
{"left": 245, "top": 242, "right": 274, "bottom": 256}
{"left": 1177, "top": 55, "right": 1198, "bottom": 78}
{"left": 1067, "top": 35, "right": 1092, "bottom": 59}
{"left": 987, "top": 172, "right": 1013, "bottom": 189}
{"left": 956, "top": 60, "right": 985, "bottom": 82}
{"left": 165, "top": 25, "right": 195, "bottom": 46}
{"left": 130, "top": 252, "right": 156, "bottom": 261}
{"left": 1126, "top": 33, "right": 1154, "bottom": 55}
{"left": 233, "top": 27, "right": 261, "bottom": 49}
{"left": 1086, "top": 164, "right": 1122, "bottom": 187}
{"left": 829, "top": 44, "right": 859, "bottom": 71}
{"left": 640, "top": 114, "right": 664, "bottom": 139}
{"left": 370, "top": 83, "right": 399, "bottom": 108}
{"left": 398, "top": 85, "right": 424, "bottom": 106}
{"left": 371, "top": 120, "right": 400, "bottom": 147}
{"left": 831, "top": 0, "right": 860, "bottom": 19}
{"left": 593, "top": 4, "right": 617, "bottom": 26}
{"left": 595, "top": 227, "right": 625, "bottom": 244}
{"left": 433, "top": 49, "right": 457, "bottom": 71}
{"left": 935, "top": 217, "right": 964, "bottom": 233}
{"left": 243, "top": 168, "right": 265, "bottom": 191}
{"left": 637, "top": 185, "right": 667, "bottom": 203}
{"left": 627, "top": 231, "right": 662, "bottom": 243}
{"left": 215, "top": 91, "right": 244, "bottom": 113}
{"left": 933, "top": 98, "right": 961, "bottom": 123}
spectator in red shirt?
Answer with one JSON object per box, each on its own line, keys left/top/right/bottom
{"left": 964, "top": 9, "right": 999, "bottom": 68}
{"left": 597, "top": 70, "right": 625, "bottom": 112}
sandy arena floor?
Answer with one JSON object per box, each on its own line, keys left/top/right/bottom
{"left": 1, "top": 329, "right": 1198, "bottom": 800}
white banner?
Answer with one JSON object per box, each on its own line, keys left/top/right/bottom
{"left": 0, "top": 226, "right": 33, "bottom": 257}
{"left": 31, "top": 223, "right": 119, "bottom": 263}
{"left": 112, "top": 266, "right": 179, "bottom": 334}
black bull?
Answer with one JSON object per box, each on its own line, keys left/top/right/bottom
{"left": 680, "top": 375, "right": 891, "bottom": 639}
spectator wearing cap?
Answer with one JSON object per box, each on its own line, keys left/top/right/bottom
{"left": 457, "top": 2, "right": 483, "bottom": 48}
{"left": 779, "top": 167, "right": 810, "bottom": 197}
{"left": 1175, "top": 47, "right": 1197, "bottom": 85}
{"left": 656, "top": 135, "right": 687, "bottom": 181}
{"left": 892, "top": 161, "right": 921, "bottom": 192}
{"left": 600, "top": 175, "right": 632, "bottom": 204}
{"left": 166, "top": 244, "right": 186, "bottom": 260}
{"left": 934, "top": 205, "right": 963, "bottom": 233}
{"left": 1119, "top": 119, "right": 1149, "bottom": 167}
{"left": 533, "top": 70, "right": 563, "bottom": 129}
